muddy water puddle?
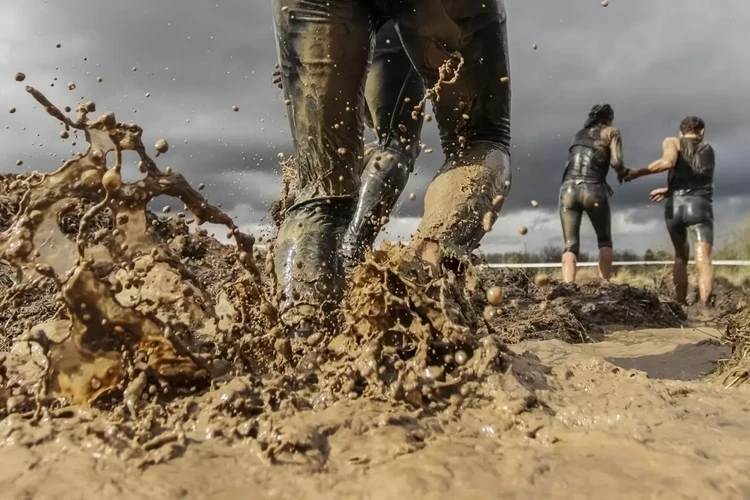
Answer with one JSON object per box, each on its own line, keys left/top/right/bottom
{"left": 2, "top": 327, "right": 749, "bottom": 500}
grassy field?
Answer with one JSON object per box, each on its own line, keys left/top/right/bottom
{"left": 540, "top": 264, "right": 750, "bottom": 290}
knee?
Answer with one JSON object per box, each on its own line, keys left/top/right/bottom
{"left": 439, "top": 142, "right": 511, "bottom": 188}
{"left": 597, "top": 239, "right": 613, "bottom": 250}
{"left": 363, "top": 149, "right": 411, "bottom": 190}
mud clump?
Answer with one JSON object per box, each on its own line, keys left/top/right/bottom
{"left": 714, "top": 299, "right": 750, "bottom": 387}
{"left": 476, "top": 267, "right": 686, "bottom": 343}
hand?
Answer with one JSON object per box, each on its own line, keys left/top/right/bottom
{"left": 623, "top": 170, "right": 639, "bottom": 183}
{"left": 617, "top": 168, "right": 634, "bottom": 184}
{"left": 272, "top": 63, "right": 282, "bottom": 89}
{"left": 649, "top": 187, "right": 668, "bottom": 203}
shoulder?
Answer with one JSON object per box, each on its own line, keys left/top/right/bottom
{"left": 663, "top": 137, "right": 679, "bottom": 149}
{"left": 602, "top": 126, "right": 621, "bottom": 144}
{"left": 604, "top": 125, "right": 621, "bottom": 137}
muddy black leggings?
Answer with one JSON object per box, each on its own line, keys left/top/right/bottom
{"left": 342, "top": 20, "right": 426, "bottom": 262}
{"left": 273, "top": 0, "right": 512, "bottom": 254}
{"left": 559, "top": 180, "right": 612, "bottom": 256}
{"left": 665, "top": 194, "right": 714, "bottom": 259}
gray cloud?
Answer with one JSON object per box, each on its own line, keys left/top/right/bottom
{"left": 0, "top": 0, "right": 747, "bottom": 255}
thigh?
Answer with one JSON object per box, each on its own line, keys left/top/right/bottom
{"left": 559, "top": 184, "right": 583, "bottom": 241}
{"left": 273, "top": 0, "right": 374, "bottom": 199}
{"left": 665, "top": 198, "right": 689, "bottom": 258}
{"left": 394, "top": 0, "right": 510, "bottom": 154}
{"left": 685, "top": 197, "right": 714, "bottom": 245}
{"left": 366, "top": 20, "right": 426, "bottom": 167}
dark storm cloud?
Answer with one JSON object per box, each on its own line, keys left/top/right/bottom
{"left": 0, "top": 0, "right": 747, "bottom": 251}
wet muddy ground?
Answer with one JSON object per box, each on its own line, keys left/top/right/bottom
{"left": 2, "top": 89, "right": 750, "bottom": 499}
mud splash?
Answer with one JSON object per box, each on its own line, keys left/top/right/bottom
{"left": 1, "top": 88, "right": 749, "bottom": 499}
{"left": 0, "top": 87, "right": 263, "bottom": 406}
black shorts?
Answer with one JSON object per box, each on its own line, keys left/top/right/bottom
{"left": 665, "top": 195, "right": 714, "bottom": 253}
{"left": 559, "top": 180, "right": 612, "bottom": 256}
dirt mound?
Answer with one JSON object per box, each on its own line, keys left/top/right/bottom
{"left": 476, "top": 267, "right": 686, "bottom": 343}
{"left": 714, "top": 300, "right": 750, "bottom": 387}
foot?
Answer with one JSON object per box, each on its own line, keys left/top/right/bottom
{"left": 341, "top": 149, "right": 411, "bottom": 266}
{"left": 273, "top": 197, "right": 354, "bottom": 338}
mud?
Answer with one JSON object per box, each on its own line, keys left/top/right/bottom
{"left": 476, "top": 267, "right": 686, "bottom": 343}
{"left": 2, "top": 89, "right": 750, "bottom": 499}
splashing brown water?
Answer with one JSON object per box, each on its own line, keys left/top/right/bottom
{"left": 1, "top": 89, "right": 749, "bottom": 499}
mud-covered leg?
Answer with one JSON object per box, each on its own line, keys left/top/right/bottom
{"left": 585, "top": 186, "right": 613, "bottom": 280}
{"left": 666, "top": 201, "right": 689, "bottom": 305}
{"left": 342, "top": 21, "right": 426, "bottom": 265}
{"left": 559, "top": 183, "right": 583, "bottom": 283}
{"left": 272, "top": 0, "right": 373, "bottom": 336}
{"left": 395, "top": 1, "right": 511, "bottom": 268}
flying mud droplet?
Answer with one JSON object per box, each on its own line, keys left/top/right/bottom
{"left": 60, "top": 130, "right": 69, "bottom": 139}
{"left": 531, "top": 200, "right": 539, "bottom": 208}
{"left": 101, "top": 169, "right": 122, "bottom": 192}
{"left": 486, "top": 286, "right": 504, "bottom": 305}
{"left": 15, "top": 159, "right": 23, "bottom": 166}
{"left": 534, "top": 274, "right": 551, "bottom": 287}
{"left": 424, "top": 148, "right": 433, "bottom": 154}
{"left": 500, "top": 76, "right": 509, "bottom": 83}
{"left": 68, "top": 82, "right": 76, "bottom": 90}
{"left": 601, "top": 0, "right": 609, "bottom": 6}
{"left": 281, "top": 5, "right": 289, "bottom": 11}
{"left": 423, "top": 114, "right": 433, "bottom": 122}
{"left": 284, "top": 99, "right": 291, "bottom": 105}
{"left": 519, "top": 226, "right": 528, "bottom": 235}
{"left": 132, "top": 67, "right": 137, "bottom": 72}
{"left": 482, "top": 211, "right": 495, "bottom": 232}
{"left": 9, "top": 107, "right": 16, "bottom": 114}
{"left": 337, "top": 148, "right": 347, "bottom": 155}
{"left": 97, "top": 77, "right": 103, "bottom": 83}
{"left": 145, "top": 93, "right": 150, "bottom": 98}
{"left": 232, "top": 105, "right": 239, "bottom": 112}
{"left": 155, "top": 138, "right": 169, "bottom": 155}
{"left": 454, "top": 350, "right": 469, "bottom": 366}
{"left": 55, "top": 43, "right": 61, "bottom": 48}
{"left": 14, "top": 72, "right": 26, "bottom": 82}
{"left": 409, "top": 192, "right": 416, "bottom": 200}
{"left": 532, "top": 44, "right": 538, "bottom": 50}
{"left": 198, "top": 183, "right": 205, "bottom": 191}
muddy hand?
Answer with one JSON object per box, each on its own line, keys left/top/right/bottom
{"left": 272, "top": 64, "right": 282, "bottom": 89}
{"left": 649, "top": 187, "right": 668, "bottom": 203}
{"left": 617, "top": 168, "right": 633, "bottom": 185}
{"left": 623, "top": 169, "right": 640, "bottom": 183}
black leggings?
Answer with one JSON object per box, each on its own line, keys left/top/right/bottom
{"left": 273, "top": 0, "right": 512, "bottom": 254}
{"left": 665, "top": 195, "right": 714, "bottom": 259}
{"left": 559, "top": 181, "right": 612, "bottom": 256}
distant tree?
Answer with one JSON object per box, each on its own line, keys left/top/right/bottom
{"left": 614, "top": 249, "right": 639, "bottom": 261}
{"left": 643, "top": 248, "right": 671, "bottom": 261}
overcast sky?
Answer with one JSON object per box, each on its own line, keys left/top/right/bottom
{"left": 1, "top": 0, "right": 748, "bottom": 256}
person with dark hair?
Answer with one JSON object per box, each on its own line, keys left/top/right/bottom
{"left": 270, "top": 20, "right": 426, "bottom": 267}
{"left": 559, "top": 103, "right": 631, "bottom": 282}
{"left": 625, "top": 116, "right": 715, "bottom": 306}
{"left": 272, "top": 0, "right": 512, "bottom": 337}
